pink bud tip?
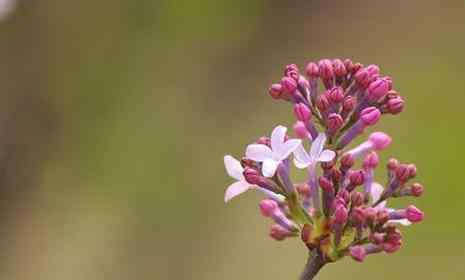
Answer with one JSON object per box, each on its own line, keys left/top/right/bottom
{"left": 293, "top": 121, "right": 308, "bottom": 139}
{"left": 363, "top": 207, "right": 377, "bottom": 221}
{"left": 318, "top": 59, "right": 334, "bottom": 79}
{"left": 293, "top": 103, "right": 311, "bottom": 122}
{"left": 342, "top": 96, "right": 355, "bottom": 112}
{"left": 333, "top": 59, "right": 347, "bottom": 76}
{"left": 269, "top": 224, "right": 291, "bottom": 241}
{"left": 406, "top": 205, "right": 424, "bottom": 223}
{"left": 387, "top": 96, "right": 404, "bottom": 114}
{"left": 351, "top": 191, "right": 364, "bottom": 207}
{"left": 360, "top": 107, "right": 381, "bottom": 126}
{"left": 387, "top": 158, "right": 399, "bottom": 170}
{"left": 350, "top": 246, "right": 366, "bottom": 262}
{"left": 284, "top": 64, "right": 299, "bottom": 75}
{"left": 395, "top": 164, "right": 410, "bottom": 182}
{"left": 318, "top": 176, "right": 334, "bottom": 193}
{"left": 327, "top": 113, "right": 344, "bottom": 131}
{"left": 354, "top": 68, "right": 370, "bottom": 87}
{"left": 268, "top": 84, "right": 283, "bottom": 99}
{"left": 316, "top": 95, "right": 330, "bottom": 112}
{"left": 305, "top": 62, "right": 319, "bottom": 77}
{"left": 328, "top": 87, "right": 344, "bottom": 103}
{"left": 407, "top": 164, "right": 417, "bottom": 178}
{"left": 341, "top": 154, "right": 355, "bottom": 168}
{"left": 382, "top": 242, "right": 402, "bottom": 254}
{"left": 280, "top": 77, "right": 297, "bottom": 93}
{"left": 363, "top": 151, "right": 379, "bottom": 169}
{"left": 344, "top": 59, "right": 354, "bottom": 73}
{"left": 366, "top": 64, "right": 380, "bottom": 76}
{"left": 334, "top": 205, "right": 348, "bottom": 224}
{"left": 367, "top": 78, "right": 390, "bottom": 101}
{"left": 243, "top": 167, "right": 263, "bottom": 185}
{"left": 259, "top": 199, "right": 278, "bottom": 217}
{"left": 411, "top": 183, "right": 424, "bottom": 197}
{"left": 368, "top": 132, "right": 392, "bottom": 150}
{"left": 349, "top": 170, "right": 365, "bottom": 186}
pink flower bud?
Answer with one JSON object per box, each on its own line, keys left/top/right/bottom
{"left": 327, "top": 113, "right": 343, "bottom": 131}
{"left": 377, "top": 209, "right": 389, "bottom": 224}
{"left": 280, "top": 77, "right": 297, "bottom": 93}
{"left": 244, "top": 167, "right": 263, "bottom": 185}
{"left": 406, "top": 205, "right": 424, "bottom": 223}
{"left": 350, "top": 246, "right": 366, "bottom": 262}
{"left": 360, "top": 107, "right": 381, "bottom": 126}
{"left": 344, "top": 58, "right": 354, "bottom": 73}
{"left": 411, "top": 183, "right": 424, "bottom": 197}
{"left": 352, "top": 62, "right": 363, "bottom": 74}
{"left": 297, "top": 183, "right": 311, "bottom": 197}
{"left": 351, "top": 191, "right": 364, "bottom": 207}
{"left": 370, "top": 232, "right": 386, "bottom": 244}
{"left": 284, "top": 64, "right": 299, "bottom": 76}
{"left": 293, "top": 121, "right": 308, "bottom": 139}
{"left": 269, "top": 224, "right": 291, "bottom": 241}
{"left": 368, "top": 132, "right": 392, "bottom": 150}
{"left": 293, "top": 103, "right": 311, "bottom": 122}
{"left": 305, "top": 62, "right": 319, "bottom": 77}
{"left": 328, "top": 87, "right": 344, "bottom": 103}
{"left": 352, "top": 207, "right": 365, "bottom": 224}
{"left": 318, "top": 59, "right": 334, "bottom": 79}
{"left": 395, "top": 164, "right": 410, "bottom": 182}
{"left": 340, "top": 154, "right": 355, "bottom": 169}
{"left": 259, "top": 199, "right": 278, "bottom": 217}
{"left": 387, "top": 158, "right": 399, "bottom": 171}
{"left": 354, "top": 68, "right": 370, "bottom": 87}
{"left": 318, "top": 176, "right": 334, "bottom": 193}
{"left": 407, "top": 164, "right": 417, "bottom": 178}
{"left": 338, "top": 189, "right": 350, "bottom": 203}
{"left": 382, "top": 241, "right": 401, "bottom": 253}
{"left": 342, "top": 96, "right": 355, "bottom": 112}
{"left": 364, "top": 207, "right": 377, "bottom": 221}
{"left": 333, "top": 59, "right": 347, "bottom": 76}
{"left": 363, "top": 151, "right": 379, "bottom": 169}
{"left": 367, "top": 78, "right": 390, "bottom": 101}
{"left": 256, "top": 136, "right": 270, "bottom": 146}
{"left": 386, "top": 96, "right": 405, "bottom": 114}
{"left": 366, "top": 64, "right": 380, "bottom": 76}
{"left": 349, "top": 170, "right": 365, "bottom": 186}
{"left": 334, "top": 205, "right": 348, "bottom": 224}
{"left": 316, "top": 94, "right": 330, "bottom": 112}
{"left": 268, "top": 83, "right": 283, "bottom": 99}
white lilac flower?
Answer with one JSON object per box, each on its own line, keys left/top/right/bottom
{"left": 370, "top": 182, "right": 411, "bottom": 226}
{"left": 245, "top": 125, "right": 301, "bottom": 178}
{"left": 293, "top": 133, "right": 336, "bottom": 169}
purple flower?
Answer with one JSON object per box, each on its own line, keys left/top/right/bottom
{"left": 293, "top": 133, "right": 335, "bottom": 169}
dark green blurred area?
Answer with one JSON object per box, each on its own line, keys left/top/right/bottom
{"left": 0, "top": 1, "right": 464, "bottom": 279}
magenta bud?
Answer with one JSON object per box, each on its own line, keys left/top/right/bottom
{"left": 338, "top": 189, "right": 350, "bottom": 203}
{"left": 366, "top": 64, "right": 380, "bottom": 76}
{"left": 318, "top": 59, "right": 334, "bottom": 79}
{"left": 328, "top": 87, "right": 344, "bottom": 103}
{"left": 350, "top": 246, "right": 366, "bottom": 262}
{"left": 269, "top": 224, "right": 291, "bottom": 241}
{"left": 297, "top": 183, "right": 311, "bottom": 197}
{"left": 368, "top": 132, "right": 392, "bottom": 150}
{"left": 370, "top": 233, "right": 386, "bottom": 244}
{"left": 352, "top": 63, "right": 363, "bottom": 73}
{"left": 305, "top": 62, "right": 319, "bottom": 77}
{"left": 395, "top": 164, "right": 410, "bottom": 182}
{"left": 354, "top": 68, "right": 370, "bottom": 87}
{"left": 287, "top": 70, "right": 299, "bottom": 82}
{"left": 349, "top": 170, "right": 365, "bottom": 186}
{"left": 294, "top": 103, "right": 311, "bottom": 122}
{"left": 316, "top": 95, "right": 330, "bottom": 112}
{"left": 334, "top": 205, "right": 348, "bottom": 224}
{"left": 259, "top": 199, "right": 278, "bottom": 217}
{"left": 318, "top": 176, "right": 334, "bottom": 193}
{"left": 298, "top": 75, "right": 310, "bottom": 88}
{"left": 243, "top": 167, "right": 263, "bottom": 185}
{"left": 281, "top": 77, "right": 298, "bottom": 93}
{"left": 360, "top": 107, "right": 381, "bottom": 126}
{"left": 367, "top": 78, "right": 390, "bottom": 101}
{"left": 327, "top": 113, "right": 344, "bottom": 131}
{"left": 376, "top": 209, "right": 390, "bottom": 224}
{"left": 256, "top": 136, "right": 271, "bottom": 146}
{"left": 284, "top": 64, "right": 299, "bottom": 75}
{"left": 363, "top": 152, "right": 379, "bottom": 170}
{"left": 341, "top": 154, "right": 355, "bottom": 169}
{"left": 344, "top": 59, "right": 354, "bottom": 73}
{"left": 406, "top": 205, "right": 424, "bottom": 223}
{"left": 382, "top": 242, "right": 402, "bottom": 254}
{"left": 352, "top": 207, "right": 365, "bottom": 224}
{"left": 411, "top": 183, "right": 424, "bottom": 197}
{"left": 364, "top": 207, "right": 377, "bottom": 221}
{"left": 293, "top": 121, "right": 309, "bottom": 139}
{"left": 387, "top": 158, "right": 399, "bottom": 171}
{"left": 333, "top": 59, "right": 347, "bottom": 76}
{"left": 387, "top": 96, "right": 404, "bottom": 114}
{"left": 351, "top": 191, "right": 364, "bottom": 207}
{"left": 407, "top": 164, "right": 417, "bottom": 178}
{"left": 269, "top": 83, "right": 283, "bottom": 99}
{"left": 342, "top": 96, "right": 355, "bottom": 112}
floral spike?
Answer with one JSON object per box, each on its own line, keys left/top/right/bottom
{"left": 222, "top": 59, "right": 425, "bottom": 280}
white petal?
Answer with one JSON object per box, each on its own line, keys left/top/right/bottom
{"left": 224, "top": 155, "right": 244, "bottom": 181}
{"left": 274, "top": 139, "right": 301, "bottom": 160}
{"left": 245, "top": 144, "right": 272, "bottom": 162}
{"left": 255, "top": 187, "right": 286, "bottom": 203}
{"left": 262, "top": 159, "right": 279, "bottom": 177}
{"left": 224, "top": 180, "right": 250, "bottom": 202}
{"left": 310, "top": 133, "right": 327, "bottom": 161}
{"left": 318, "top": 149, "right": 336, "bottom": 162}
{"left": 270, "top": 125, "right": 287, "bottom": 152}
{"left": 387, "top": 219, "right": 412, "bottom": 226}
{"left": 293, "top": 144, "right": 312, "bottom": 169}
{"left": 370, "top": 182, "right": 384, "bottom": 204}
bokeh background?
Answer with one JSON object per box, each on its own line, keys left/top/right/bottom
{"left": 0, "top": 1, "right": 464, "bottom": 279}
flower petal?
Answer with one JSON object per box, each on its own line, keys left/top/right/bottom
{"left": 224, "top": 155, "right": 244, "bottom": 181}
{"left": 310, "top": 133, "right": 327, "bottom": 161}
{"left": 262, "top": 159, "right": 279, "bottom": 177}
{"left": 370, "top": 182, "right": 384, "bottom": 204}
{"left": 270, "top": 125, "right": 287, "bottom": 152}
{"left": 293, "top": 144, "right": 312, "bottom": 169}
{"left": 387, "top": 219, "right": 412, "bottom": 226}
{"left": 245, "top": 144, "right": 272, "bottom": 162}
{"left": 318, "top": 149, "right": 336, "bottom": 162}
{"left": 224, "top": 180, "right": 250, "bottom": 202}
{"left": 274, "top": 139, "right": 301, "bottom": 160}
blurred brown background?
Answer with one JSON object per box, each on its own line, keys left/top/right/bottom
{"left": 0, "top": 1, "right": 464, "bottom": 279}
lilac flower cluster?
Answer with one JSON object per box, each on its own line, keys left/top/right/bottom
{"left": 223, "top": 59, "right": 424, "bottom": 278}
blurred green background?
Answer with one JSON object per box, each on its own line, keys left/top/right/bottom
{"left": 0, "top": 1, "right": 464, "bottom": 279}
